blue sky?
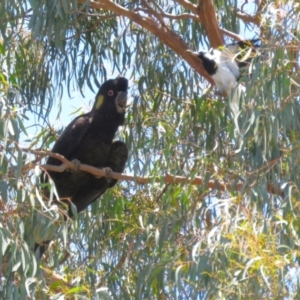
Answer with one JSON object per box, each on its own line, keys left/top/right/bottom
{"left": 21, "top": 0, "right": 260, "bottom": 153}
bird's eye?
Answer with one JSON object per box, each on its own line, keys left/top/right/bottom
{"left": 108, "top": 90, "right": 114, "bottom": 96}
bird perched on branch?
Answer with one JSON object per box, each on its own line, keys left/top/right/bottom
{"left": 36, "top": 77, "right": 129, "bottom": 257}
{"left": 190, "top": 39, "right": 261, "bottom": 114}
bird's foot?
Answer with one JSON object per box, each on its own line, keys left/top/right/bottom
{"left": 98, "top": 167, "right": 113, "bottom": 183}
{"left": 70, "top": 159, "right": 81, "bottom": 172}
{"left": 102, "top": 167, "right": 113, "bottom": 179}
{"left": 104, "top": 167, "right": 113, "bottom": 184}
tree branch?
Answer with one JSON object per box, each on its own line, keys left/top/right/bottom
{"left": 77, "top": 0, "right": 215, "bottom": 85}
{"left": 75, "top": 0, "right": 263, "bottom": 87}
{"left": 196, "top": 0, "right": 224, "bottom": 47}
{"left": 158, "top": 11, "right": 200, "bottom": 22}
{"left": 20, "top": 147, "right": 283, "bottom": 197}
{"left": 219, "top": 28, "right": 244, "bottom": 41}
{"left": 141, "top": 0, "right": 166, "bottom": 26}
{"left": 173, "top": 0, "right": 198, "bottom": 14}
{"left": 236, "top": 11, "right": 260, "bottom": 26}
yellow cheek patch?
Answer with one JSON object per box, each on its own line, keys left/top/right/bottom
{"left": 96, "top": 95, "right": 104, "bottom": 109}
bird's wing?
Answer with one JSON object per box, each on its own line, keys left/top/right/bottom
{"left": 220, "top": 48, "right": 240, "bottom": 79}
{"left": 106, "top": 141, "right": 128, "bottom": 188}
{"left": 50, "top": 113, "right": 92, "bottom": 160}
{"left": 69, "top": 141, "right": 128, "bottom": 214}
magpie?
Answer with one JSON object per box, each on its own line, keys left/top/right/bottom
{"left": 190, "top": 47, "right": 243, "bottom": 115}
{"left": 196, "top": 48, "right": 240, "bottom": 94}
{"left": 225, "top": 38, "right": 261, "bottom": 69}
{"left": 190, "top": 39, "right": 260, "bottom": 114}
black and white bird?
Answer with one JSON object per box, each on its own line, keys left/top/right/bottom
{"left": 225, "top": 38, "right": 261, "bottom": 69}
{"left": 191, "top": 39, "right": 261, "bottom": 114}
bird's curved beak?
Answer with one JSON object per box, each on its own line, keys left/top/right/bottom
{"left": 115, "top": 91, "right": 128, "bottom": 114}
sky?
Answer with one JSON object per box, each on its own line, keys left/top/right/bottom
{"left": 21, "top": 0, "right": 260, "bottom": 145}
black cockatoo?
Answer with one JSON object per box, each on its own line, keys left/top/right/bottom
{"left": 36, "top": 77, "right": 129, "bottom": 257}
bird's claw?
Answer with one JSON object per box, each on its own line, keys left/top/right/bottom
{"left": 104, "top": 167, "right": 113, "bottom": 178}
{"left": 96, "top": 167, "right": 113, "bottom": 182}
{"left": 71, "top": 159, "right": 81, "bottom": 172}
{"left": 104, "top": 167, "right": 113, "bottom": 183}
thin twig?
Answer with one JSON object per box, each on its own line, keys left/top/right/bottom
{"left": 160, "top": 11, "right": 201, "bottom": 23}
{"left": 219, "top": 28, "right": 244, "bottom": 41}
{"left": 173, "top": 0, "right": 198, "bottom": 14}
{"left": 236, "top": 11, "right": 260, "bottom": 26}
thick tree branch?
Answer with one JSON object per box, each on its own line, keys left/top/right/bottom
{"left": 76, "top": 0, "right": 263, "bottom": 86}
{"left": 196, "top": 0, "right": 224, "bottom": 47}
{"left": 75, "top": 0, "right": 264, "bottom": 88}
{"left": 77, "top": 0, "right": 215, "bottom": 85}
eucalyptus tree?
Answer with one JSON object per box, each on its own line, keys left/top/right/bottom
{"left": 1, "top": 0, "right": 300, "bottom": 299}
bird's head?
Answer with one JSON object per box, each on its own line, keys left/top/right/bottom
{"left": 191, "top": 49, "right": 220, "bottom": 76}
{"left": 94, "top": 77, "right": 128, "bottom": 115}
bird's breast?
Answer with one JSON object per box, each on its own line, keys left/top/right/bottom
{"left": 70, "top": 134, "right": 112, "bottom": 168}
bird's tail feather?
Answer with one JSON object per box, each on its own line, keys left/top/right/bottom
{"left": 228, "top": 84, "right": 246, "bottom": 116}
